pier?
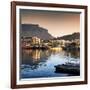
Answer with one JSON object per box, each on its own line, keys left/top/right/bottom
{"left": 55, "top": 63, "right": 80, "bottom": 75}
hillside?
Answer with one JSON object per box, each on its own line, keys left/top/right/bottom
{"left": 57, "top": 32, "right": 80, "bottom": 41}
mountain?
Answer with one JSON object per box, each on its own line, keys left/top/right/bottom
{"left": 57, "top": 32, "right": 80, "bottom": 41}
{"left": 21, "top": 24, "right": 54, "bottom": 40}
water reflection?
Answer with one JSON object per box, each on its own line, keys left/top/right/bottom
{"left": 20, "top": 49, "right": 80, "bottom": 78}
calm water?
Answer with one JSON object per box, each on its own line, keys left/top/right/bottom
{"left": 20, "top": 49, "right": 80, "bottom": 79}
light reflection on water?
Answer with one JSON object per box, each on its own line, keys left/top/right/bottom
{"left": 20, "top": 49, "right": 80, "bottom": 79}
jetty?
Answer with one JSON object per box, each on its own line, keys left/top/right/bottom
{"left": 55, "top": 63, "right": 80, "bottom": 75}
{"left": 22, "top": 45, "right": 50, "bottom": 50}
{"left": 50, "top": 47, "right": 62, "bottom": 51}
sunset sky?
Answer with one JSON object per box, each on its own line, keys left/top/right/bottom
{"left": 20, "top": 9, "right": 80, "bottom": 37}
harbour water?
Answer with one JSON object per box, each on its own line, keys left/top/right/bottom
{"left": 20, "top": 49, "right": 80, "bottom": 79}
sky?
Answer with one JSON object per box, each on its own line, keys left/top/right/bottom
{"left": 20, "top": 9, "right": 80, "bottom": 37}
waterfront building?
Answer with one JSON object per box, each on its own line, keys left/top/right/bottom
{"left": 32, "top": 37, "right": 41, "bottom": 44}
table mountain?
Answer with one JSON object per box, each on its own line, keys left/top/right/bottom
{"left": 21, "top": 24, "right": 54, "bottom": 40}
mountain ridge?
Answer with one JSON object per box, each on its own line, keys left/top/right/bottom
{"left": 21, "top": 24, "right": 80, "bottom": 41}
{"left": 56, "top": 32, "right": 80, "bottom": 41}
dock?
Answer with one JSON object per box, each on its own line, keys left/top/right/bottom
{"left": 55, "top": 63, "right": 80, "bottom": 75}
